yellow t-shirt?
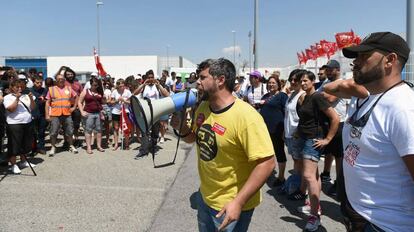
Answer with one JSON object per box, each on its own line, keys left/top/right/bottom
{"left": 193, "top": 98, "right": 274, "bottom": 211}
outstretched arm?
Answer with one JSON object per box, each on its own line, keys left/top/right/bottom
{"left": 323, "top": 79, "right": 369, "bottom": 99}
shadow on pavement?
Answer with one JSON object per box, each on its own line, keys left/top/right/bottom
{"left": 265, "top": 170, "right": 344, "bottom": 231}
{"left": 189, "top": 191, "right": 200, "bottom": 210}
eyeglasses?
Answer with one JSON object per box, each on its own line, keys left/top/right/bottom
{"left": 317, "top": 73, "right": 323, "bottom": 76}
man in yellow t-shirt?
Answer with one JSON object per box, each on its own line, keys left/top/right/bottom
{"left": 171, "top": 58, "right": 275, "bottom": 232}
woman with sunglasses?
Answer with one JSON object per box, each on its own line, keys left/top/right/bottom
{"left": 109, "top": 79, "right": 132, "bottom": 150}
{"left": 78, "top": 77, "right": 105, "bottom": 154}
{"left": 296, "top": 71, "right": 339, "bottom": 231}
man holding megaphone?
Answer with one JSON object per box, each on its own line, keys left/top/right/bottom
{"left": 170, "top": 58, "right": 276, "bottom": 232}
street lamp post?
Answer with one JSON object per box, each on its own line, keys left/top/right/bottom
{"left": 96, "top": 1, "right": 104, "bottom": 54}
{"left": 248, "top": 31, "right": 252, "bottom": 73}
{"left": 167, "top": 45, "right": 170, "bottom": 69}
{"left": 406, "top": 0, "right": 414, "bottom": 84}
{"left": 253, "top": 0, "right": 259, "bottom": 69}
{"left": 232, "top": 30, "right": 236, "bottom": 66}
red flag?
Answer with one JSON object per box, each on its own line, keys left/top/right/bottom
{"left": 335, "top": 30, "right": 355, "bottom": 49}
{"left": 315, "top": 43, "right": 326, "bottom": 57}
{"left": 301, "top": 51, "right": 308, "bottom": 63}
{"left": 310, "top": 45, "right": 319, "bottom": 58}
{"left": 353, "top": 35, "right": 361, "bottom": 45}
{"left": 297, "top": 52, "right": 303, "bottom": 64}
{"left": 120, "top": 104, "right": 132, "bottom": 137}
{"left": 94, "top": 47, "right": 107, "bottom": 77}
{"left": 320, "top": 40, "right": 338, "bottom": 59}
{"left": 305, "top": 49, "right": 316, "bottom": 60}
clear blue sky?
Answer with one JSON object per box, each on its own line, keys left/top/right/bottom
{"left": 1, "top": 0, "right": 406, "bottom": 67}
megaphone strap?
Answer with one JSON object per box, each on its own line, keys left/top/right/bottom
{"left": 152, "top": 89, "right": 192, "bottom": 168}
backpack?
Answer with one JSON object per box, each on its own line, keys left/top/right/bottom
{"left": 281, "top": 173, "right": 302, "bottom": 195}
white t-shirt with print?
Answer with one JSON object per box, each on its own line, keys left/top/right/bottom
{"left": 141, "top": 85, "right": 160, "bottom": 100}
{"left": 4, "top": 94, "right": 35, "bottom": 124}
{"left": 343, "top": 84, "right": 414, "bottom": 232}
{"left": 111, "top": 89, "right": 132, "bottom": 115}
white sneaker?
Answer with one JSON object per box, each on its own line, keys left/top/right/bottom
{"left": 19, "top": 161, "right": 36, "bottom": 169}
{"left": 159, "top": 137, "right": 165, "bottom": 144}
{"left": 297, "top": 201, "right": 322, "bottom": 216}
{"left": 49, "top": 147, "right": 56, "bottom": 157}
{"left": 11, "top": 164, "right": 21, "bottom": 174}
{"left": 69, "top": 145, "right": 78, "bottom": 154}
{"left": 305, "top": 214, "right": 321, "bottom": 231}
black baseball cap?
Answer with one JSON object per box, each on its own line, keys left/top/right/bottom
{"left": 326, "top": 60, "right": 340, "bottom": 69}
{"left": 343, "top": 32, "right": 410, "bottom": 62}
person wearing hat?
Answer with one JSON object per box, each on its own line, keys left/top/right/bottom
{"left": 324, "top": 32, "right": 414, "bottom": 231}
{"left": 172, "top": 75, "right": 185, "bottom": 93}
{"left": 84, "top": 72, "right": 99, "bottom": 90}
{"left": 243, "top": 70, "right": 267, "bottom": 110}
{"left": 318, "top": 59, "right": 349, "bottom": 199}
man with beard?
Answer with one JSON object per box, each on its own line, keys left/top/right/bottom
{"left": 170, "top": 58, "right": 275, "bottom": 232}
{"left": 315, "top": 65, "right": 328, "bottom": 90}
{"left": 324, "top": 32, "right": 414, "bottom": 232}
{"left": 30, "top": 75, "right": 47, "bottom": 155}
{"left": 318, "top": 60, "right": 348, "bottom": 199}
{"left": 64, "top": 67, "right": 83, "bottom": 147}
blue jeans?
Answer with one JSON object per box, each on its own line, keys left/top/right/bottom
{"left": 197, "top": 193, "right": 254, "bottom": 232}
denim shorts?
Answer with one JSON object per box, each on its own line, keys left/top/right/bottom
{"left": 196, "top": 192, "right": 254, "bottom": 232}
{"left": 285, "top": 137, "right": 302, "bottom": 160}
{"left": 297, "top": 138, "right": 323, "bottom": 162}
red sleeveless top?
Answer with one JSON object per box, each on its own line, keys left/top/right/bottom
{"left": 84, "top": 90, "right": 103, "bottom": 113}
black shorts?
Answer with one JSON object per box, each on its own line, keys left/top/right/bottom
{"left": 112, "top": 113, "right": 120, "bottom": 122}
{"left": 7, "top": 122, "right": 33, "bottom": 157}
{"left": 112, "top": 113, "right": 129, "bottom": 123}
{"left": 324, "top": 122, "right": 344, "bottom": 157}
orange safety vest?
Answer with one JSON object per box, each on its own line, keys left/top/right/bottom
{"left": 49, "top": 86, "right": 73, "bottom": 116}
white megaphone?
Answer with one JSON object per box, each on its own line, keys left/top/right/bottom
{"left": 130, "top": 90, "right": 197, "bottom": 134}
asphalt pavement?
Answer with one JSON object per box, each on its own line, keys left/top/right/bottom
{"left": 0, "top": 130, "right": 345, "bottom": 232}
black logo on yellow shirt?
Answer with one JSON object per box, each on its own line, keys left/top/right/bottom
{"left": 196, "top": 124, "right": 218, "bottom": 161}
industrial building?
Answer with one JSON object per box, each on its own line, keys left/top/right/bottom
{"left": 0, "top": 55, "right": 196, "bottom": 82}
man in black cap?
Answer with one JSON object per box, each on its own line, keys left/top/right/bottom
{"left": 319, "top": 59, "right": 348, "bottom": 200}
{"left": 324, "top": 32, "right": 414, "bottom": 231}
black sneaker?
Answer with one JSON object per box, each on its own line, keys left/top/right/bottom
{"left": 288, "top": 190, "right": 308, "bottom": 201}
{"left": 272, "top": 178, "right": 286, "bottom": 187}
{"left": 320, "top": 172, "right": 331, "bottom": 184}
{"left": 328, "top": 182, "right": 337, "bottom": 197}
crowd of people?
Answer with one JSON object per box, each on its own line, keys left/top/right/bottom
{"left": 1, "top": 31, "right": 413, "bottom": 232}
{"left": 171, "top": 32, "right": 413, "bottom": 232}
{"left": 0, "top": 66, "right": 198, "bottom": 174}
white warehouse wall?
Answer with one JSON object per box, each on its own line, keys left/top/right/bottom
{"left": 47, "top": 56, "right": 158, "bottom": 79}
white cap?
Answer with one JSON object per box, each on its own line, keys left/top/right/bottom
{"left": 91, "top": 72, "right": 98, "bottom": 77}
{"left": 18, "top": 74, "right": 27, "bottom": 80}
